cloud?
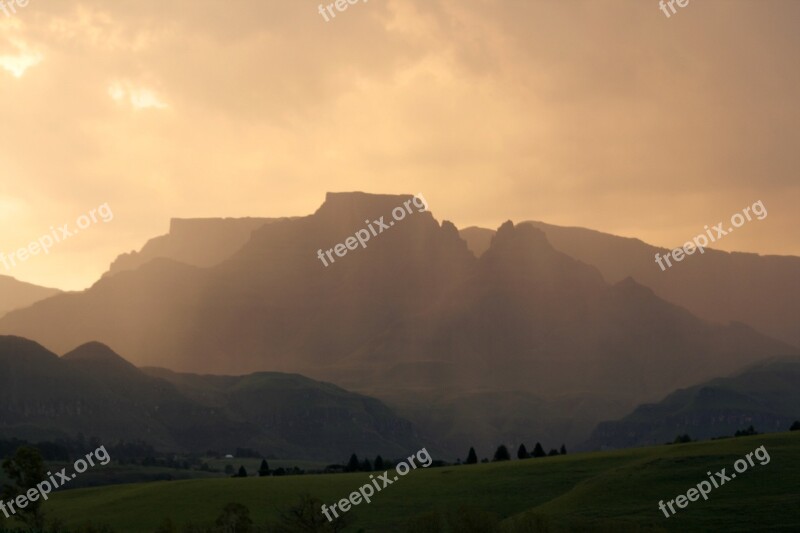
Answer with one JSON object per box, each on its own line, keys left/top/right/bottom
{"left": 0, "top": 37, "right": 42, "bottom": 77}
{"left": 0, "top": 0, "right": 798, "bottom": 289}
{"left": 108, "top": 80, "right": 169, "bottom": 110}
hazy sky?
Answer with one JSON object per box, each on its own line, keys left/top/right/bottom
{"left": 1, "top": 0, "right": 798, "bottom": 290}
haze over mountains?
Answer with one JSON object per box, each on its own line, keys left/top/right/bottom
{"left": 461, "top": 222, "right": 800, "bottom": 348}
{"left": 1, "top": 193, "right": 795, "bottom": 454}
{"left": 105, "top": 217, "right": 284, "bottom": 277}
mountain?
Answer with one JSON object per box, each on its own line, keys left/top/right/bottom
{"left": 105, "top": 217, "right": 284, "bottom": 277}
{"left": 460, "top": 221, "right": 800, "bottom": 348}
{"left": 585, "top": 357, "right": 800, "bottom": 450}
{"left": 144, "top": 368, "right": 420, "bottom": 460}
{"left": 0, "top": 336, "right": 420, "bottom": 460}
{"left": 0, "top": 275, "right": 61, "bottom": 318}
{"left": 0, "top": 192, "right": 794, "bottom": 453}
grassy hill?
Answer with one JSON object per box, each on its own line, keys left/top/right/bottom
{"left": 17, "top": 431, "right": 798, "bottom": 532}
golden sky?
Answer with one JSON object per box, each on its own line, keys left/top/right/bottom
{"left": 1, "top": 0, "right": 798, "bottom": 290}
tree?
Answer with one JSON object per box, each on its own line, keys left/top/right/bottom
{"left": 673, "top": 434, "right": 692, "bottom": 444}
{"left": 361, "top": 458, "right": 372, "bottom": 472}
{"left": 532, "top": 442, "right": 546, "bottom": 458}
{"left": 547, "top": 449, "right": 559, "bottom": 456}
{"left": 235, "top": 465, "right": 247, "bottom": 478}
{"left": 493, "top": 445, "right": 511, "bottom": 462}
{"left": 560, "top": 444, "right": 567, "bottom": 455}
{"left": 465, "top": 447, "right": 478, "bottom": 465}
{"left": 374, "top": 455, "right": 385, "bottom": 470}
{"left": 1, "top": 446, "right": 46, "bottom": 528}
{"left": 258, "top": 459, "right": 270, "bottom": 477}
{"left": 790, "top": 421, "right": 800, "bottom": 431}
{"left": 346, "top": 454, "right": 360, "bottom": 472}
{"left": 215, "top": 503, "right": 253, "bottom": 533}
{"left": 517, "top": 444, "right": 529, "bottom": 459}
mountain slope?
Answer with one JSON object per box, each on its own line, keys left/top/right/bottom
{"left": 105, "top": 217, "right": 282, "bottom": 277}
{"left": 585, "top": 357, "right": 800, "bottom": 449}
{"left": 0, "top": 275, "right": 61, "bottom": 318}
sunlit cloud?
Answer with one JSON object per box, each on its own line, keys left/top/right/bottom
{"left": 0, "top": 39, "right": 43, "bottom": 78}
{"left": 0, "top": 0, "right": 797, "bottom": 290}
{"left": 108, "top": 80, "right": 169, "bottom": 110}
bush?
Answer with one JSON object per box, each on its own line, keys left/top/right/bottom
{"left": 215, "top": 503, "right": 253, "bottom": 533}
{"left": 672, "top": 434, "right": 692, "bottom": 444}
{"left": 734, "top": 426, "right": 758, "bottom": 437}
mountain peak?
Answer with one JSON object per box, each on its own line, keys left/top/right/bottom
{"left": 491, "top": 220, "right": 550, "bottom": 250}
{"left": 480, "top": 221, "right": 605, "bottom": 290}
{"left": 0, "top": 335, "right": 59, "bottom": 363}
{"left": 62, "top": 342, "right": 136, "bottom": 370}
{"left": 612, "top": 276, "right": 655, "bottom": 298}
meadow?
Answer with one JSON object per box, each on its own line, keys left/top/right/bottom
{"left": 9, "top": 431, "right": 795, "bottom": 532}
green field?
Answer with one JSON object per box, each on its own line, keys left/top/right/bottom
{"left": 6, "top": 432, "right": 798, "bottom": 532}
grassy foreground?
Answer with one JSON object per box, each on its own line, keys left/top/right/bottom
{"left": 13, "top": 432, "right": 800, "bottom": 532}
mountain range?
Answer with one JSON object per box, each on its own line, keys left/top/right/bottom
{"left": 461, "top": 221, "right": 800, "bottom": 348}
{"left": 0, "top": 192, "right": 796, "bottom": 455}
